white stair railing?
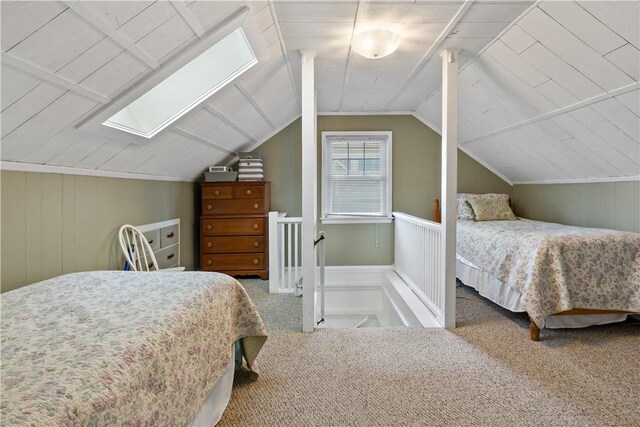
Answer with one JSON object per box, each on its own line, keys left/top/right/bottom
{"left": 393, "top": 211, "right": 443, "bottom": 322}
{"left": 268, "top": 212, "right": 303, "bottom": 293}
{"left": 315, "top": 231, "right": 326, "bottom": 326}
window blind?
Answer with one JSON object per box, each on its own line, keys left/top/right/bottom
{"left": 324, "top": 135, "right": 390, "bottom": 217}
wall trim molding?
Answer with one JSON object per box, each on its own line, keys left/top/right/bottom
{"left": 0, "top": 161, "right": 193, "bottom": 182}
{"left": 513, "top": 176, "right": 640, "bottom": 185}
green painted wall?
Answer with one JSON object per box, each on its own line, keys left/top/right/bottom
{"left": 512, "top": 181, "right": 640, "bottom": 233}
{"left": 253, "top": 115, "right": 512, "bottom": 266}
{"left": 1, "top": 171, "right": 196, "bottom": 293}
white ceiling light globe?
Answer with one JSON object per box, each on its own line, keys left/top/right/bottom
{"left": 352, "top": 29, "right": 401, "bottom": 59}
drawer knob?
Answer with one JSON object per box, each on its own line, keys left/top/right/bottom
{"left": 206, "top": 225, "right": 212, "bottom": 231}
{"left": 167, "top": 253, "right": 175, "bottom": 260}
{"left": 252, "top": 241, "right": 259, "bottom": 248}
{"left": 253, "top": 258, "right": 259, "bottom": 265}
{"left": 206, "top": 242, "right": 213, "bottom": 248}
{"left": 206, "top": 259, "right": 213, "bottom": 266}
{"left": 166, "top": 232, "right": 174, "bottom": 238}
{"left": 206, "top": 204, "right": 213, "bottom": 210}
{"left": 252, "top": 224, "right": 259, "bottom": 230}
{"left": 253, "top": 203, "right": 259, "bottom": 210}
{"left": 245, "top": 189, "right": 252, "bottom": 195}
{"left": 214, "top": 190, "right": 220, "bottom": 196}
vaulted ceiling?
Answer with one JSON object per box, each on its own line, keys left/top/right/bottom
{"left": 1, "top": 1, "right": 638, "bottom": 183}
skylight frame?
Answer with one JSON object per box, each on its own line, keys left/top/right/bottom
{"left": 102, "top": 28, "right": 258, "bottom": 139}
{"left": 77, "top": 7, "right": 268, "bottom": 145}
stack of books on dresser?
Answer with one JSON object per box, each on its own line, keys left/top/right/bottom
{"left": 238, "top": 152, "right": 264, "bottom": 181}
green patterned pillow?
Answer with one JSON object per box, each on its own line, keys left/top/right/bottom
{"left": 457, "top": 194, "right": 476, "bottom": 220}
{"left": 467, "top": 193, "right": 516, "bottom": 221}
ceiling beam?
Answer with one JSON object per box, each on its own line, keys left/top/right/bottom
{"left": 513, "top": 175, "right": 640, "bottom": 185}
{"left": 63, "top": 1, "right": 160, "bottom": 70}
{"left": 236, "top": 83, "right": 276, "bottom": 130}
{"left": 267, "top": 0, "right": 301, "bottom": 112}
{"left": 411, "top": 112, "right": 514, "bottom": 185}
{"left": 461, "top": 82, "right": 640, "bottom": 144}
{"left": 172, "top": 127, "right": 238, "bottom": 155}
{"left": 171, "top": 1, "right": 204, "bottom": 37}
{"left": 337, "top": 0, "right": 366, "bottom": 111}
{"left": 413, "top": 0, "right": 541, "bottom": 113}
{"left": 202, "top": 104, "right": 257, "bottom": 144}
{"left": 383, "top": 0, "right": 474, "bottom": 111}
{"left": 1, "top": 53, "right": 111, "bottom": 104}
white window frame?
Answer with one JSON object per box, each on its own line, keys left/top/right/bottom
{"left": 321, "top": 131, "right": 393, "bottom": 224}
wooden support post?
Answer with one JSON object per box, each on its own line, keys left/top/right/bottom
{"left": 530, "top": 320, "right": 541, "bottom": 341}
{"left": 441, "top": 48, "right": 460, "bottom": 330}
{"left": 300, "top": 50, "right": 317, "bottom": 333}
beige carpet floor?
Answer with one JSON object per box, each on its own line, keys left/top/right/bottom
{"left": 218, "top": 280, "right": 640, "bottom": 427}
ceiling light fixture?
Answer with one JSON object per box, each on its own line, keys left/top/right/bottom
{"left": 351, "top": 29, "right": 401, "bottom": 59}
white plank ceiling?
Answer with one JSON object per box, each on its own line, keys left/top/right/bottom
{"left": 414, "top": 0, "right": 640, "bottom": 183}
{"left": 1, "top": 1, "right": 638, "bottom": 183}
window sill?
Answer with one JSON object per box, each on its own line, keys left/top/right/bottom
{"left": 320, "top": 216, "right": 393, "bottom": 225}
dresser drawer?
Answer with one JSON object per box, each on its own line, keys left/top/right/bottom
{"left": 234, "top": 184, "right": 265, "bottom": 199}
{"left": 142, "top": 229, "right": 160, "bottom": 250}
{"left": 202, "top": 199, "right": 266, "bottom": 215}
{"left": 160, "top": 224, "right": 178, "bottom": 247}
{"left": 202, "top": 236, "right": 264, "bottom": 253}
{"left": 202, "top": 218, "right": 264, "bottom": 236}
{"left": 202, "top": 254, "right": 265, "bottom": 271}
{"left": 202, "top": 185, "right": 233, "bottom": 199}
{"left": 154, "top": 245, "right": 179, "bottom": 269}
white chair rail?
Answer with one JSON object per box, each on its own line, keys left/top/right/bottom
{"left": 268, "top": 212, "right": 303, "bottom": 293}
{"left": 393, "top": 211, "right": 443, "bottom": 321}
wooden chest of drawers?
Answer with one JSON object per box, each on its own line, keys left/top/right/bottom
{"left": 200, "top": 182, "right": 270, "bottom": 279}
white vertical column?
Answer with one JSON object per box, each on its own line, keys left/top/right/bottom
{"left": 440, "top": 48, "right": 459, "bottom": 329}
{"left": 300, "top": 50, "right": 317, "bottom": 332}
{"left": 268, "top": 211, "right": 279, "bottom": 293}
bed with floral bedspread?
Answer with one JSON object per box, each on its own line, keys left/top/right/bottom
{"left": 457, "top": 219, "right": 640, "bottom": 328}
{"left": 0, "top": 271, "right": 267, "bottom": 426}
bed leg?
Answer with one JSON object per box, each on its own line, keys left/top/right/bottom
{"left": 530, "top": 321, "right": 540, "bottom": 341}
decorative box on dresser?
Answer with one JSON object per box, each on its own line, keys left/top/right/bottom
{"left": 200, "top": 181, "right": 270, "bottom": 280}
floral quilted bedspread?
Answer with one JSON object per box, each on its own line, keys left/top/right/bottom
{"left": 457, "top": 219, "right": 640, "bottom": 327}
{"left": 1, "top": 271, "right": 267, "bottom": 426}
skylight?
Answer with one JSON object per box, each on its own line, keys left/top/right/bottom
{"left": 103, "top": 28, "right": 257, "bottom": 139}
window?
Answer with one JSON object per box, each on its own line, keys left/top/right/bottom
{"left": 321, "top": 131, "right": 392, "bottom": 223}
{"left": 78, "top": 7, "right": 268, "bottom": 145}
{"left": 103, "top": 28, "right": 257, "bottom": 138}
